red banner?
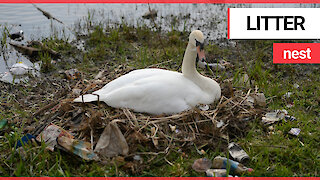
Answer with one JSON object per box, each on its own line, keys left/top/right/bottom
{"left": 0, "top": 178, "right": 320, "bottom": 180}
{"left": 273, "top": 43, "right": 320, "bottom": 64}
{"left": 2, "top": 0, "right": 320, "bottom": 3}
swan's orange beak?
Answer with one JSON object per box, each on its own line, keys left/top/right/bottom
{"left": 196, "top": 45, "right": 206, "bottom": 62}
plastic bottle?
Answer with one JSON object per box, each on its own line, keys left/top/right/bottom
{"left": 212, "top": 156, "right": 253, "bottom": 175}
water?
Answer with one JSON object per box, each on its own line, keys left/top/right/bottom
{"left": 0, "top": 3, "right": 318, "bottom": 83}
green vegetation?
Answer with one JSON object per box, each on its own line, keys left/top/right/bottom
{"left": 0, "top": 18, "right": 319, "bottom": 177}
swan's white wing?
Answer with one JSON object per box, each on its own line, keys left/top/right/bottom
{"left": 101, "top": 69, "right": 177, "bottom": 92}
{"left": 74, "top": 69, "right": 176, "bottom": 103}
{"left": 101, "top": 73, "right": 205, "bottom": 115}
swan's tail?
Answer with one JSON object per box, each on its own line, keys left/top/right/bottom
{"left": 73, "top": 94, "right": 99, "bottom": 103}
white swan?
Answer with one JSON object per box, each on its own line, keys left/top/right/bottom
{"left": 74, "top": 30, "right": 221, "bottom": 115}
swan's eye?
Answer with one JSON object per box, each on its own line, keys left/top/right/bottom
{"left": 195, "top": 39, "right": 204, "bottom": 50}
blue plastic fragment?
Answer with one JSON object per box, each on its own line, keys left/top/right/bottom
{"left": 16, "top": 134, "right": 35, "bottom": 148}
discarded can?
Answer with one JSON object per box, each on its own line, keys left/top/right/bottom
{"left": 288, "top": 128, "right": 301, "bottom": 136}
{"left": 192, "top": 158, "right": 212, "bottom": 172}
{"left": 36, "top": 124, "right": 74, "bottom": 151}
{"left": 57, "top": 136, "right": 99, "bottom": 161}
{"left": 228, "top": 142, "right": 249, "bottom": 163}
{"left": 206, "top": 169, "right": 227, "bottom": 177}
{"left": 16, "top": 134, "right": 36, "bottom": 148}
{"left": 212, "top": 156, "right": 253, "bottom": 175}
{"left": 9, "top": 30, "right": 24, "bottom": 41}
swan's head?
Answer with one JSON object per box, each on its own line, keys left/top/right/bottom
{"left": 189, "top": 30, "right": 206, "bottom": 68}
{"left": 189, "top": 30, "right": 204, "bottom": 46}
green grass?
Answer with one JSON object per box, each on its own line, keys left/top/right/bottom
{"left": 0, "top": 21, "right": 319, "bottom": 177}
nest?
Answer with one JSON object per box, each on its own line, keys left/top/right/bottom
{"left": 30, "top": 71, "right": 266, "bottom": 161}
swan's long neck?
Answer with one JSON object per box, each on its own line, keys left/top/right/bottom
{"left": 182, "top": 43, "right": 201, "bottom": 79}
{"left": 181, "top": 42, "right": 221, "bottom": 102}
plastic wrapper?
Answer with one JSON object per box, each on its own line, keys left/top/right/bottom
{"left": 36, "top": 124, "right": 74, "bottom": 151}
{"left": 57, "top": 136, "right": 99, "bottom": 161}
{"left": 192, "top": 158, "right": 212, "bottom": 172}
{"left": 94, "top": 121, "right": 129, "bottom": 157}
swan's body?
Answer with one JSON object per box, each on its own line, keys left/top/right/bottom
{"left": 74, "top": 30, "right": 221, "bottom": 115}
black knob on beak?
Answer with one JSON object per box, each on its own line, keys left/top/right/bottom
{"left": 196, "top": 40, "right": 204, "bottom": 51}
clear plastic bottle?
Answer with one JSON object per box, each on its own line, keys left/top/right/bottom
{"left": 212, "top": 156, "right": 253, "bottom": 175}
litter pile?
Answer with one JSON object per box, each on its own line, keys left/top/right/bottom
{"left": 3, "top": 64, "right": 305, "bottom": 176}
{"left": 15, "top": 67, "right": 266, "bottom": 166}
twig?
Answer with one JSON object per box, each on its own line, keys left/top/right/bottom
{"left": 32, "top": 4, "right": 64, "bottom": 24}
{"left": 231, "top": 89, "right": 251, "bottom": 109}
{"left": 33, "top": 100, "right": 59, "bottom": 117}
{"left": 164, "top": 157, "right": 174, "bottom": 166}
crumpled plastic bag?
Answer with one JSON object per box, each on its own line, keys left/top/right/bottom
{"left": 94, "top": 120, "right": 129, "bottom": 157}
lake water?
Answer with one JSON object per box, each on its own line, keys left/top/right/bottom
{"left": 0, "top": 3, "right": 318, "bottom": 83}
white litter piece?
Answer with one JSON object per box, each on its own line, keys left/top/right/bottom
{"left": 288, "top": 128, "right": 301, "bottom": 136}
{"left": 283, "top": 92, "right": 293, "bottom": 98}
{"left": 0, "top": 72, "right": 9, "bottom": 79}
{"left": 245, "top": 96, "right": 255, "bottom": 106}
{"left": 198, "top": 104, "right": 209, "bottom": 111}
{"left": 262, "top": 110, "right": 288, "bottom": 125}
{"left": 169, "top": 124, "right": 176, "bottom": 132}
{"left": 9, "top": 62, "right": 31, "bottom": 76}
{"left": 197, "top": 60, "right": 225, "bottom": 70}
{"left": 206, "top": 169, "right": 227, "bottom": 177}
{"left": 133, "top": 155, "right": 142, "bottom": 161}
{"left": 217, "top": 120, "right": 225, "bottom": 128}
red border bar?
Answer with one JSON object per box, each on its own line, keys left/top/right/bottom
{"left": 2, "top": 0, "right": 320, "bottom": 3}
{"left": 228, "top": 8, "right": 230, "bottom": 39}
{"left": 0, "top": 178, "right": 320, "bottom": 179}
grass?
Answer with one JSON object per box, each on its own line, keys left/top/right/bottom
{"left": 0, "top": 18, "right": 319, "bottom": 177}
